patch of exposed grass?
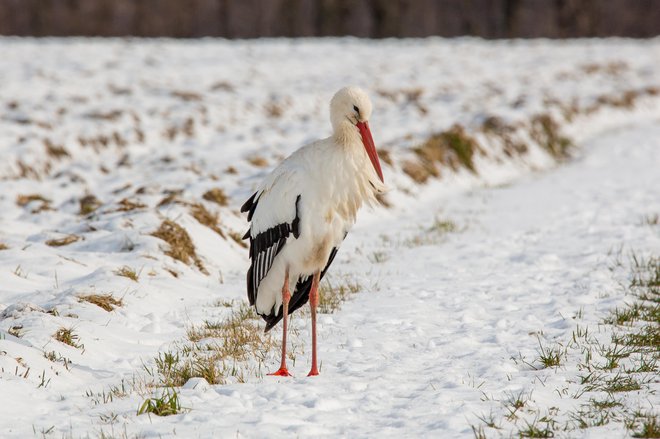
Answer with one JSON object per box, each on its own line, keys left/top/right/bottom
{"left": 402, "top": 159, "right": 434, "bottom": 184}
{"left": 79, "top": 294, "right": 123, "bottom": 312}
{"left": 116, "top": 198, "right": 147, "bottom": 212}
{"left": 46, "top": 235, "right": 80, "bottom": 247}
{"left": 43, "top": 350, "right": 71, "bottom": 370}
{"left": 536, "top": 337, "right": 564, "bottom": 369}
{"left": 471, "top": 249, "right": 659, "bottom": 437}
{"left": 0, "top": 243, "right": 8, "bottom": 250}
{"left": 79, "top": 194, "right": 102, "bottom": 215}
{"left": 405, "top": 218, "right": 459, "bottom": 247}
{"left": 202, "top": 188, "right": 228, "bottom": 206}
{"left": 148, "top": 302, "right": 274, "bottom": 387}
{"left": 44, "top": 138, "right": 69, "bottom": 159}
{"left": 318, "top": 279, "right": 362, "bottom": 314}
{"left": 114, "top": 266, "right": 139, "bottom": 282}
{"left": 481, "top": 115, "right": 528, "bottom": 157}
{"left": 152, "top": 220, "right": 208, "bottom": 274}
{"left": 190, "top": 203, "right": 225, "bottom": 238}
{"left": 53, "top": 327, "right": 83, "bottom": 350}
{"left": 229, "top": 231, "right": 248, "bottom": 248}
{"left": 172, "top": 90, "right": 202, "bottom": 101}
{"left": 627, "top": 413, "right": 660, "bottom": 438}
{"left": 16, "top": 194, "right": 52, "bottom": 213}
{"left": 137, "top": 387, "right": 183, "bottom": 416}
{"left": 530, "top": 114, "right": 573, "bottom": 159}
{"left": 247, "top": 155, "right": 268, "bottom": 167}
{"left": 377, "top": 148, "right": 393, "bottom": 166}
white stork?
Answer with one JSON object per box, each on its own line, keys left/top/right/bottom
{"left": 241, "top": 86, "right": 385, "bottom": 377}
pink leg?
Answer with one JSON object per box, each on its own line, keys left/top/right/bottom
{"left": 308, "top": 271, "right": 321, "bottom": 377}
{"left": 269, "top": 268, "right": 292, "bottom": 377}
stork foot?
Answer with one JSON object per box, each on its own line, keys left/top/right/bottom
{"left": 307, "top": 368, "right": 319, "bottom": 377}
{"left": 268, "top": 367, "right": 292, "bottom": 377}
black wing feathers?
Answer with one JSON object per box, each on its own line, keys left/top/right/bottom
{"left": 244, "top": 193, "right": 302, "bottom": 312}
{"left": 240, "top": 191, "right": 260, "bottom": 222}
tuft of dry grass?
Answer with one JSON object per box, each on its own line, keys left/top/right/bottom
{"left": 407, "top": 124, "right": 481, "bottom": 184}
{"left": 44, "top": 138, "right": 70, "bottom": 159}
{"left": 157, "top": 189, "right": 183, "bottom": 207}
{"left": 481, "top": 115, "right": 528, "bottom": 157}
{"left": 202, "top": 188, "right": 228, "bottom": 206}
{"left": 530, "top": 114, "right": 573, "bottom": 159}
{"left": 264, "top": 101, "right": 285, "bottom": 118}
{"left": 53, "top": 327, "right": 83, "bottom": 349}
{"left": 318, "top": 279, "right": 362, "bottom": 314}
{"left": 190, "top": 203, "right": 226, "bottom": 238}
{"left": 377, "top": 148, "right": 393, "bottom": 166}
{"left": 114, "top": 266, "right": 139, "bottom": 282}
{"left": 172, "top": 90, "right": 202, "bottom": 102}
{"left": 79, "top": 294, "right": 123, "bottom": 312}
{"left": 84, "top": 109, "right": 123, "bottom": 121}
{"left": 247, "top": 156, "right": 269, "bottom": 167}
{"left": 0, "top": 243, "right": 8, "bottom": 251}
{"left": 116, "top": 198, "right": 147, "bottom": 212}
{"left": 46, "top": 235, "right": 80, "bottom": 247}
{"left": 79, "top": 194, "right": 102, "bottom": 215}
{"left": 16, "top": 194, "right": 52, "bottom": 213}
{"left": 151, "top": 302, "right": 275, "bottom": 387}
{"left": 402, "top": 159, "right": 435, "bottom": 184}
{"left": 152, "top": 220, "right": 208, "bottom": 274}
{"left": 229, "top": 231, "right": 248, "bottom": 248}
{"left": 210, "top": 81, "right": 234, "bottom": 92}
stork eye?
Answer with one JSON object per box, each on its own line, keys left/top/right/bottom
{"left": 353, "top": 105, "right": 360, "bottom": 114}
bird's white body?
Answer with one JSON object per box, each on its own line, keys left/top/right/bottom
{"left": 243, "top": 86, "right": 385, "bottom": 374}
{"left": 250, "top": 132, "right": 384, "bottom": 316}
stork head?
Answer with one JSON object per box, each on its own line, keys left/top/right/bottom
{"left": 330, "top": 86, "right": 384, "bottom": 182}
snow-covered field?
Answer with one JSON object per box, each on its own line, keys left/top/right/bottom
{"left": 0, "top": 38, "right": 659, "bottom": 438}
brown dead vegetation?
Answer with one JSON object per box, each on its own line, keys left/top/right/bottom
{"left": 210, "top": 81, "right": 235, "bottom": 92}
{"left": 264, "top": 101, "right": 285, "bottom": 118}
{"left": 44, "top": 139, "right": 69, "bottom": 159}
{"left": 0, "top": 243, "right": 9, "bottom": 250}
{"left": 580, "top": 61, "right": 629, "bottom": 76}
{"left": 114, "top": 266, "right": 139, "bottom": 282}
{"left": 377, "top": 148, "right": 393, "bottom": 166}
{"left": 530, "top": 114, "right": 573, "bottom": 159}
{"left": 152, "top": 220, "right": 208, "bottom": 274}
{"left": 190, "top": 203, "right": 226, "bottom": 238}
{"left": 85, "top": 109, "right": 123, "bottom": 121}
{"left": 46, "top": 235, "right": 80, "bottom": 247}
{"left": 202, "top": 188, "right": 228, "bottom": 206}
{"left": 171, "top": 90, "right": 203, "bottom": 102}
{"left": 480, "top": 116, "right": 528, "bottom": 157}
{"left": 157, "top": 189, "right": 184, "bottom": 207}
{"left": 16, "top": 194, "right": 52, "bottom": 213}
{"left": 229, "top": 231, "right": 248, "bottom": 248}
{"left": 79, "top": 195, "right": 102, "bottom": 215}
{"left": 78, "top": 294, "right": 123, "bottom": 312}
{"left": 116, "top": 198, "right": 147, "bottom": 212}
{"left": 404, "top": 124, "right": 481, "bottom": 184}
{"left": 248, "top": 156, "right": 269, "bottom": 167}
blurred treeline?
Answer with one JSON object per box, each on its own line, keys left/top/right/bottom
{"left": 1, "top": 0, "right": 659, "bottom": 38}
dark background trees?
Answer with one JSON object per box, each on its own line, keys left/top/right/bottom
{"left": 1, "top": 0, "right": 659, "bottom": 38}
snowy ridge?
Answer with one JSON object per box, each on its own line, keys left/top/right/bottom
{"left": 0, "top": 38, "right": 659, "bottom": 438}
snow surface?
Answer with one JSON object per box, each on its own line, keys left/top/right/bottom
{"left": 0, "top": 37, "right": 659, "bottom": 438}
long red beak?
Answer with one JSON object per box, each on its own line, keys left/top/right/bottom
{"left": 356, "top": 121, "right": 384, "bottom": 183}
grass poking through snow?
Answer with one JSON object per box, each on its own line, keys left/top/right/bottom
{"left": 151, "top": 220, "right": 208, "bottom": 274}
{"left": 114, "top": 266, "right": 139, "bottom": 282}
{"left": 79, "top": 294, "right": 123, "bottom": 312}
{"left": 53, "top": 327, "right": 84, "bottom": 350}
{"left": 470, "top": 250, "right": 660, "bottom": 438}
